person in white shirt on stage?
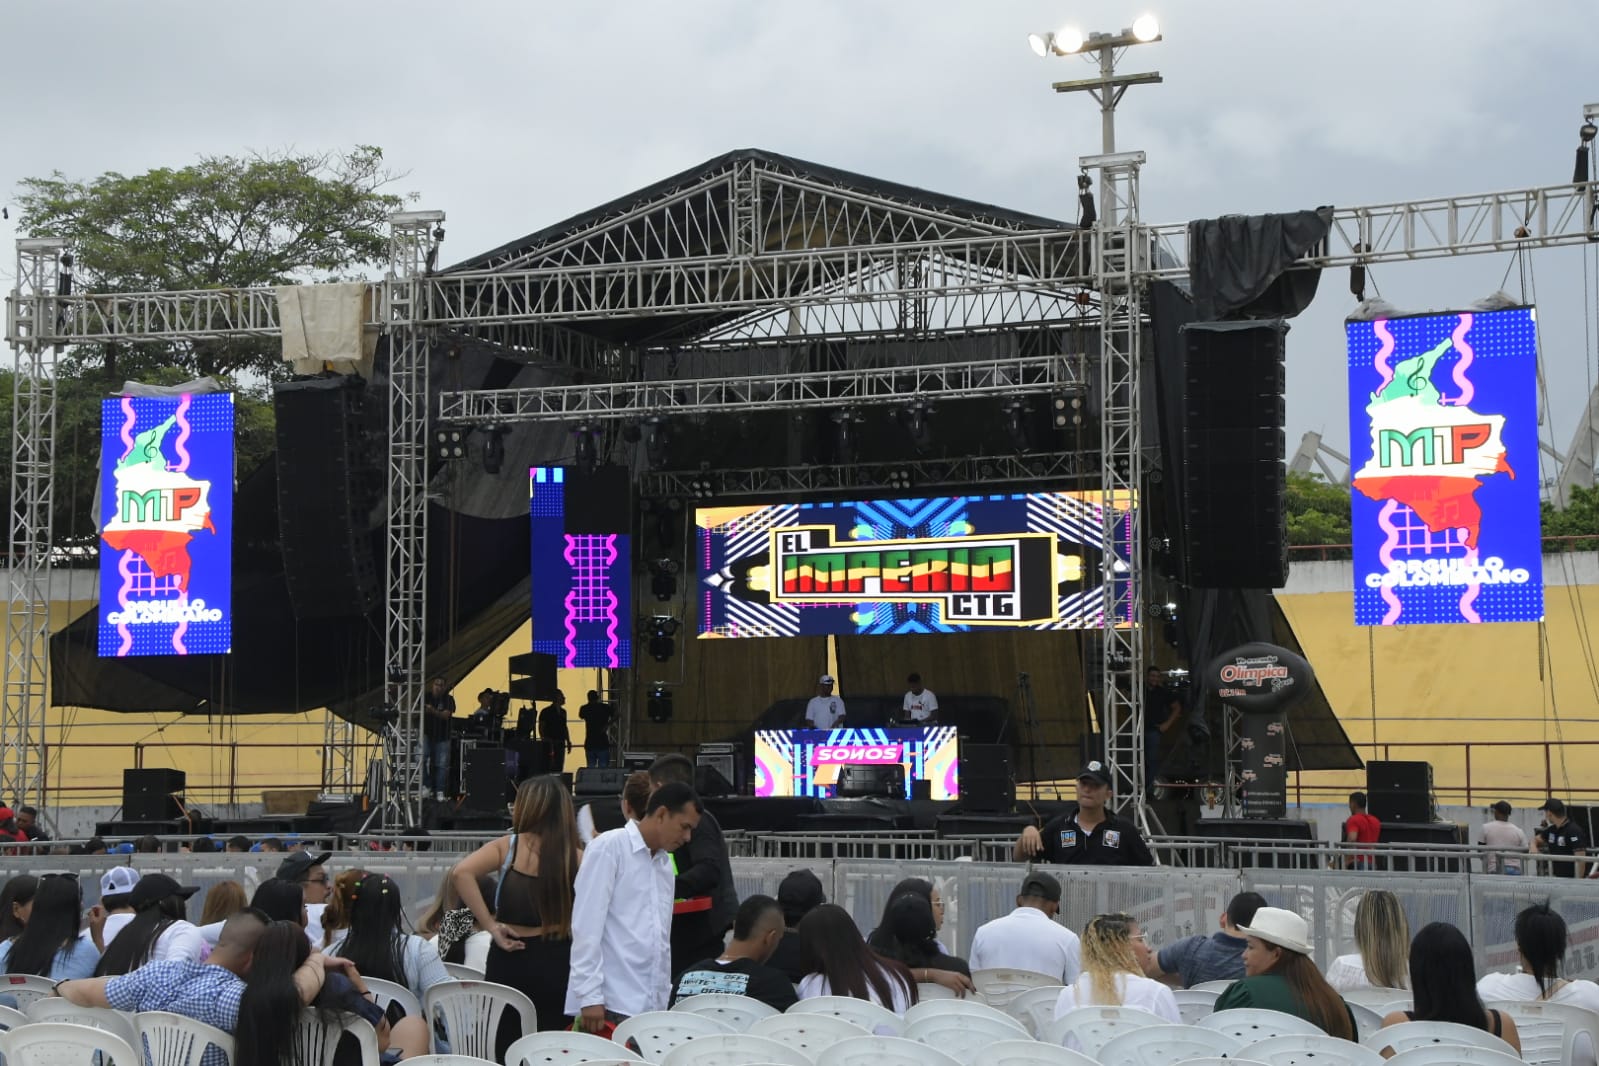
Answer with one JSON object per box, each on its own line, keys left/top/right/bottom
{"left": 803, "top": 675, "right": 847, "bottom": 730}
{"left": 567, "top": 781, "right": 702, "bottom": 1033}
{"left": 968, "top": 872, "right": 1080, "bottom": 984}
{"left": 1479, "top": 800, "right": 1529, "bottom": 874}
{"left": 1053, "top": 913, "right": 1180, "bottom": 1050}
{"left": 901, "top": 673, "right": 938, "bottom": 725}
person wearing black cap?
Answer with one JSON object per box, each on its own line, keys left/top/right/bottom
{"left": 1479, "top": 800, "right": 1527, "bottom": 875}
{"left": 1013, "top": 761, "right": 1154, "bottom": 866}
{"left": 768, "top": 869, "right": 825, "bottom": 983}
{"left": 94, "top": 873, "right": 204, "bottom": 974}
{"left": 1532, "top": 798, "right": 1588, "bottom": 878}
{"left": 968, "top": 871, "right": 1081, "bottom": 983}
{"left": 278, "top": 850, "right": 333, "bottom": 943}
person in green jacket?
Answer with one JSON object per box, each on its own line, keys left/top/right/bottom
{"left": 1213, "top": 906, "right": 1356, "bottom": 1040}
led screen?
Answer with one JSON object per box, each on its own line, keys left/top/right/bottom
{"left": 754, "top": 726, "right": 959, "bottom": 799}
{"left": 697, "top": 491, "right": 1133, "bottom": 637}
{"left": 530, "top": 466, "right": 632, "bottom": 668}
{"left": 1347, "top": 306, "right": 1543, "bottom": 625}
{"left": 98, "top": 393, "right": 233, "bottom": 656}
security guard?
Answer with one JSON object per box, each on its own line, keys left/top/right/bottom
{"left": 1013, "top": 761, "right": 1154, "bottom": 866}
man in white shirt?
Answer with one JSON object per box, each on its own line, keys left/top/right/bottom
{"left": 901, "top": 673, "right": 938, "bottom": 724}
{"left": 968, "top": 872, "right": 1080, "bottom": 983}
{"left": 804, "top": 675, "right": 846, "bottom": 730}
{"left": 568, "top": 781, "right": 702, "bottom": 1032}
{"left": 277, "top": 851, "right": 333, "bottom": 943}
{"left": 96, "top": 866, "right": 141, "bottom": 949}
{"left": 1480, "top": 800, "right": 1528, "bottom": 874}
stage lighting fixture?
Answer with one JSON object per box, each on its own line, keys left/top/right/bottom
{"left": 647, "top": 615, "right": 681, "bottom": 662}
{"left": 1005, "top": 401, "right": 1031, "bottom": 453}
{"left": 572, "top": 422, "right": 597, "bottom": 470}
{"left": 481, "top": 426, "right": 506, "bottom": 475}
{"left": 688, "top": 465, "right": 718, "bottom": 500}
{"left": 647, "top": 683, "right": 674, "bottom": 723}
{"left": 621, "top": 422, "right": 643, "bottom": 444}
{"left": 1028, "top": 32, "right": 1050, "bottom": 57}
{"left": 433, "top": 424, "right": 468, "bottom": 462}
{"left": 1131, "top": 14, "right": 1160, "bottom": 42}
{"left": 905, "top": 400, "right": 934, "bottom": 452}
{"left": 650, "top": 558, "right": 680, "bottom": 601}
{"left": 887, "top": 468, "right": 913, "bottom": 491}
{"left": 1077, "top": 173, "right": 1098, "bottom": 228}
{"left": 832, "top": 409, "right": 859, "bottom": 463}
{"left": 1051, "top": 395, "right": 1071, "bottom": 429}
{"left": 1053, "top": 25, "right": 1085, "bottom": 53}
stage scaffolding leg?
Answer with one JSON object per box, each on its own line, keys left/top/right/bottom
{"left": 376, "top": 211, "right": 444, "bottom": 831}
{"left": 2, "top": 238, "right": 67, "bottom": 816}
{"left": 1087, "top": 152, "right": 1154, "bottom": 835}
{"left": 321, "top": 713, "right": 367, "bottom": 797}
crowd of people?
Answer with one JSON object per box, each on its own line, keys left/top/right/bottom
{"left": 1, "top": 768, "right": 1597, "bottom": 1064}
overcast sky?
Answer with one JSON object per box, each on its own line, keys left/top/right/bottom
{"left": 3, "top": 1, "right": 1595, "bottom": 481}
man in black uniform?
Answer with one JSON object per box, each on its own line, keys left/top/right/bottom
{"left": 1532, "top": 797, "right": 1588, "bottom": 877}
{"left": 579, "top": 690, "right": 614, "bottom": 769}
{"left": 1013, "top": 761, "right": 1154, "bottom": 866}
{"left": 538, "top": 690, "right": 572, "bottom": 776}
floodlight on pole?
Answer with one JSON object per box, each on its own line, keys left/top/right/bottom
{"left": 1131, "top": 14, "right": 1160, "bottom": 42}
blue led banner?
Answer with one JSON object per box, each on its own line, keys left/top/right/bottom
{"left": 529, "top": 466, "right": 633, "bottom": 668}
{"left": 98, "top": 393, "right": 233, "bottom": 656}
{"left": 1347, "top": 307, "right": 1543, "bottom": 625}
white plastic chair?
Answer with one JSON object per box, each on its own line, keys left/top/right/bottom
{"left": 1191, "top": 980, "right": 1236, "bottom": 993}
{"left": 23, "top": 999, "right": 139, "bottom": 1047}
{"left": 1343, "top": 987, "right": 1411, "bottom": 1008}
{"left": 1097, "top": 1023, "right": 1244, "bottom": 1066}
{"left": 671, "top": 992, "right": 780, "bottom": 1031}
{"left": 1248, "top": 1033, "right": 1387, "bottom": 1066}
{"left": 659, "top": 1032, "right": 815, "bottom": 1066}
{"left": 1347, "top": 1002, "right": 1384, "bottom": 1043}
{"left": 0, "top": 1003, "right": 25, "bottom": 1030}
{"left": 1180, "top": 1060, "right": 1271, "bottom": 1066}
{"left": 787, "top": 996, "right": 904, "bottom": 1036}
{"left": 503, "top": 1030, "right": 644, "bottom": 1066}
{"left": 917, "top": 982, "right": 958, "bottom": 1001}
{"left": 1043, "top": 1005, "right": 1163, "bottom": 1057}
{"left": 1486, "top": 998, "right": 1599, "bottom": 1066}
{"left": 814, "top": 1034, "right": 963, "bottom": 1066}
{"left": 4, "top": 1021, "right": 141, "bottom": 1066}
{"left": 441, "top": 963, "right": 483, "bottom": 982}
{"left": 1365, "top": 1020, "right": 1519, "bottom": 1057}
{"left": 424, "top": 980, "right": 537, "bottom": 1058}
{"left": 1199, "top": 1006, "right": 1325, "bottom": 1042}
{"left": 905, "top": 996, "right": 1028, "bottom": 1033}
{"left": 611, "top": 1010, "right": 734, "bottom": 1062}
{"left": 1003, "top": 985, "right": 1067, "bottom": 1038}
{"left": 135, "top": 1010, "right": 238, "bottom": 1066}
{"left": 291, "top": 1008, "right": 380, "bottom": 1066}
{"left": 980, "top": 1041, "right": 1101, "bottom": 1066}
{"left": 749, "top": 1012, "right": 869, "bottom": 1057}
{"left": 365, "top": 976, "right": 423, "bottom": 1020}
{"left": 396, "top": 1058, "right": 498, "bottom": 1066}
{"left": 1172, "top": 988, "right": 1220, "bottom": 1025}
{"left": 906, "top": 1007, "right": 1031, "bottom": 1063}
{"left": 1386, "top": 1047, "right": 1527, "bottom": 1066}
{"left": 0, "top": 975, "right": 59, "bottom": 1010}
{"left": 972, "top": 969, "right": 1061, "bottom": 1011}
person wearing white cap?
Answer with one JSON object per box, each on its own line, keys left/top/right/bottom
{"left": 803, "top": 675, "right": 847, "bottom": 731}
{"left": 1213, "top": 905, "right": 1356, "bottom": 1039}
{"left": 94, "top": 866, "right": 141, "bottom": 951}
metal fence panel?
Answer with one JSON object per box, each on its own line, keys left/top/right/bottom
{"left": 1470, "top": 873, "right": 1599, "bottom": 980}
{"left": 1240, "top": 869, "right": 1472, "bottom": 969}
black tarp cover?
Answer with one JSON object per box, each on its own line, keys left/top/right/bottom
{"left": 1187, "top": 207, "right": 1333, "bottom": 321}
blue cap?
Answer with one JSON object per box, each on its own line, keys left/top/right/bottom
{"left": 112, "top": 842, "right": 135, "bottom": 854}
{"left": 249, "top": 842, "right": 264, "bottom": 853}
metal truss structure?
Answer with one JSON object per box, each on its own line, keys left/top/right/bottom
{"left": 5, "top": 135, "right": 1597, "bottom": 824}
{"left": 641, "top": 450, "right": 1089, "bottom": 500}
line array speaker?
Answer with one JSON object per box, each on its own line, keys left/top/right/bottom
{"left": 122, "top": 768, "right": 187, "bottom": 822}
{"left": 960, "top": 743, "right": 1015, "bottom": 813}
{"left": 1367, "top": 760, "right": 1437, "bottom": 824}
{"left": 1182, "top": 320, "right": 1289, "bottom": 588}
{"left": 273, "top": 376, "right": 382, "bottom": 618}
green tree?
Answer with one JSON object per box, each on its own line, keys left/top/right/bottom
{"left": 1541, "top": 484, "right": 1599, "bottom": 551}
{"left": 1285, "top": 470, "right": 1352, "bottom": 558}
{"left": 4, "top": 147, "right": 406, "bottom": 548}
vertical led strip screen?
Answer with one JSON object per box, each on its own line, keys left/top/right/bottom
{"left": 1347, "top": 306, "right": 1543, "bottom": 625}
{"left": 529, "top": 466, "right": 633, "bottom": 668}
{"left": 98, "top": 393, "right": 233, "bottom": 656}
{"left": 697, "top": 491, "right": 1134, "bottom": 638}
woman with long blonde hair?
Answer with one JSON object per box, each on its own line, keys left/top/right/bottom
{"left": 1325, "top": 890, "right": 1409, "bottom": 991}
{"left": 1052, "top": 914, "right": 1180, "bottom": 1047}
{"left": 452, "top": 776, "right": 581, "bottom": 1042}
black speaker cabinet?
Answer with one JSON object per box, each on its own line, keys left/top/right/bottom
{"left": 122, "top": 768, "right": 186, "bottom": 822}
{"left": 574, "top": 766, "right": 629, "bottom": 797}
{"left": 1367, "top": 761, "right": 1436, "bottom": 824}
{"left": 960, "top": 743, "right": 1015, "bottom": 813}
{"left": 1182, "top": 320, "right": 1289, "bottom": 588}
{"left": 835, "top": 765, "right": 907, "bottom": 798}
{"left": 461, "top": 748, "right": 510, "bottom": 811}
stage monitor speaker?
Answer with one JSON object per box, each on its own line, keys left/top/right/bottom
{"left": 1367, "top": 761, "right": 1436, "bottom": 824}
{"left": 1182, "top": 321, "right": 1289, "bottom": 588}
{"left": 507, "top": 652, "right": 558, "bottom": 702}
{"left": 835, "top": 765, "right": 907, "bottom": 798}
{"left": 273, "top": 376, "right": 382, "bottom": 618}
{"left": 461, "top": 748, "right": 510, "bottom": 811}
{"left": 695, "top": 764, "right": 737, "bottom": 798}
{"left": 122, "top": 768, "right": 187, "bottom": 822}
{"left": 622, "top": 751, "right": 657, "bottom": 773}
{"left": 574, "top": 767, "right": 629, "bottom": 797}
{"left": 961, "top": 744, "right": 1015, "bottom": 813}
{"left": 696, "top": 743, "right": 743, "bottom": 796}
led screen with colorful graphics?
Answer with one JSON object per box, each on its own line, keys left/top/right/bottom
{"left": 530, "top": 466, "right": 633, "bottom": 668}
{"left": 754, "top": 726, "right": 959, "bottom": 799}
{"left": 697, "top": 491, "right": 1132, "bottom": 638}
{"left": 98, "top": 393, "right": 233, "bottom": 656}
{"left": 1347, "top": 306, "right": 1543, "bottom": 625}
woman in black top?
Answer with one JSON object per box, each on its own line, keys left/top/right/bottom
{"left": 873, "top": 894, "right": 972, "bottom": 979}
{"left": 453, "top": 776, "right": 580, "bottom": 1044}
{"left": 1377, "top": 923, "right": 1521, "bottom": 1056}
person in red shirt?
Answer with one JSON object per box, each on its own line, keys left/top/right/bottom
{"left": 1342, "top": 791, "right": 1381, "bottom": 869}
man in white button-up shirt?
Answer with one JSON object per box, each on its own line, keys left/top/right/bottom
{"left": 967, "top": 871, "right": 1081, "bottom": 983}
{"left": 567, "top": 781, "right": 702, "bottom": 1031}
